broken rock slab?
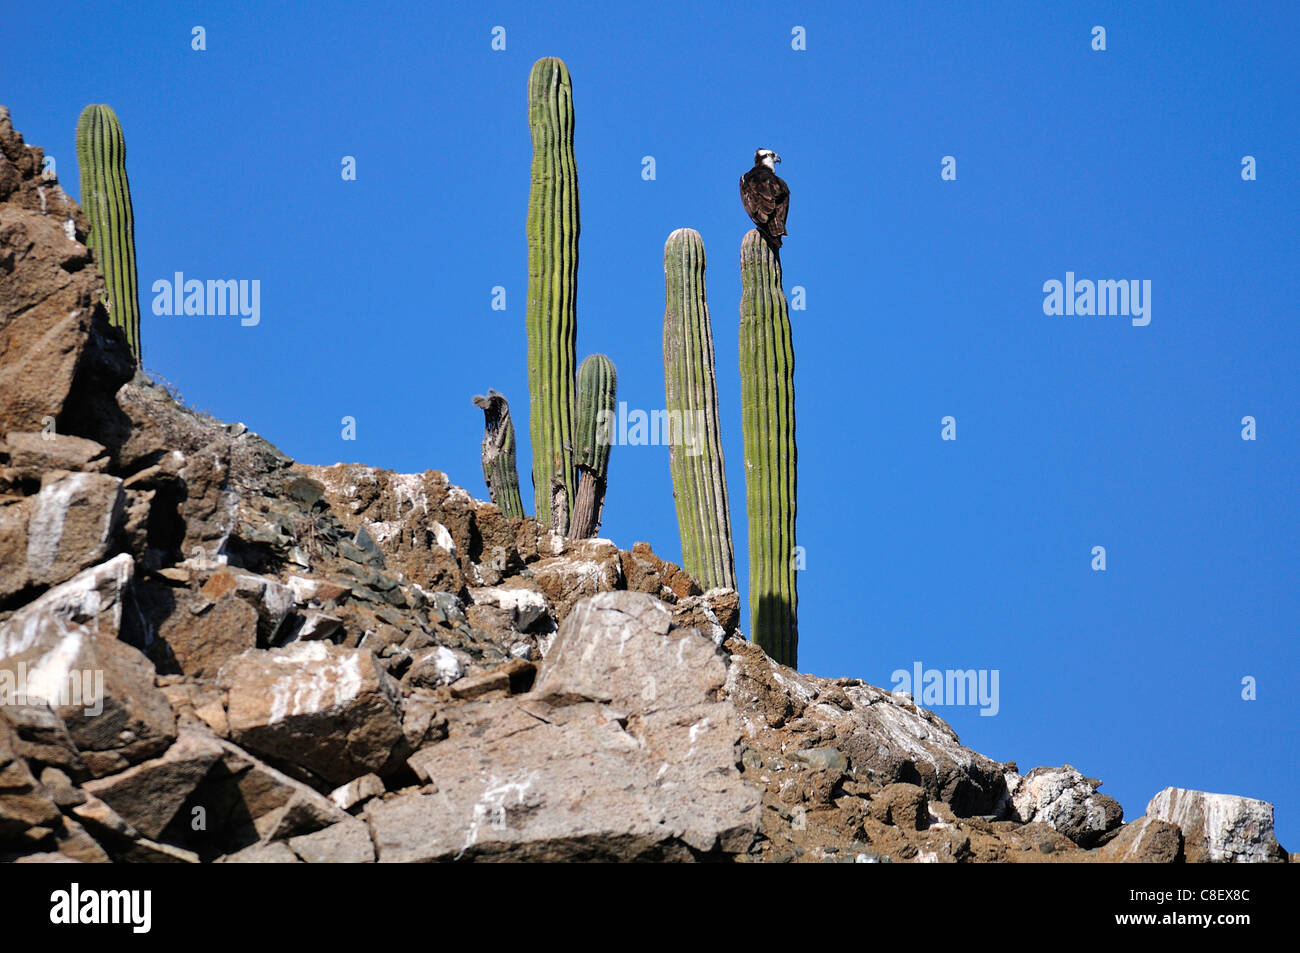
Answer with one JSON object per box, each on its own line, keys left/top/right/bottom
{"left": 81, "top": 728, "right": 224, "bottom": 840}
{"left": 0, "top": 555, "right": 176, "bottom": 773}
{"left": 219, "top": 641, "right": 406, "bottom": 786}
{"left": 25, "top": 471, "right": 125, "bottom": 587}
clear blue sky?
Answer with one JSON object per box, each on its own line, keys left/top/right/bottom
{"left": 7, "top": 0, "right": 1297, "bottom": 848}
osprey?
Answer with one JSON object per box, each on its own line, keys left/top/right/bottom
{"left": 740, "top": 148, "right": 789, "bottom": 252}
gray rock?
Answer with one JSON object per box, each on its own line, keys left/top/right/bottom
{"left": 218, "top": 841, "right": 301, "bottom": 864}
{"left": 369, "top": 592, "right": 759, "bottom": 861}
{"left": 794, "top": 746, "right": 848, "bottom": 773}
{"left": 289, "top": 818, "right": 375, "bottom": 863}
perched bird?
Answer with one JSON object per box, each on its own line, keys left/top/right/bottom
{"left": 739, "top": 148, "right": 790, "bottom": 252}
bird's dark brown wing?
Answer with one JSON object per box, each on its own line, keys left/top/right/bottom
{"left": 767, "top": 176, "right": 789, "bottom": 238}
{"left": 740, "top": 169, "right": 790, "bottom": 243}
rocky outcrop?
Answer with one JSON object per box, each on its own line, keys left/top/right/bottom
{"left": 1145, "top": 787, "right": 1286, "bottom": 863}
{"left": 0, "top": 107, "right": 134, "bottom": 439}
{"left": 0, "top": 106, "right": 1289, "bottom": 864}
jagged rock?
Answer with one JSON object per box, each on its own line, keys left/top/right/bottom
{"left": 374, "top": 592, "right": 760, "bottom": 862}
{"left": 1095, "top": 816, "right": 1184, "bottom": 863}
{"left": 288, "top": 609, "right": 344, "bottom": 643}
{"left": 4, "top": 432, "right": 109, "bottom": 473}
{"left": 468, "top": 586, "right": 550, "bottom": 631}
{"left": 158, "top": 681, "right": 229, "bottom": 738}
{"left": 402, "top": 645, "right": 468, "bottom": 689}
{"left": 0, "top": 702, "right": 87, "bottom": 778}
{"left": 200, "top": 568, "right": 294, "bottom": 645}
{"left": 25, "top": 471, "right": 125, "bottom": 586}
{"left": 51, "top": 815, "right": 110, "bottom": 863}
{"left": 288, "top": 817, "right": 374, "bottom": 863}
{"left": 670, "top": 587, "right": 740, "bottom": 644}
{"left": 218, "top": 841, "right": 301, "bottom": 864}
{"left": 81, "top": 729, "right": 224, "bottom": 839}
{"left": 38, "top": 766, "right": 85, "bottom": 808}
{"left": 0, "top": 498, "right": 31, "bottom": 600}
{"left": 0, "top": 555, "right": 176, "bottom": 773}
{"left": 1146, "top": 787, "right": 1285, "bottom": 863}
{"left": 1008, "top": 765, "right": 1124, "bottom": 848}
{"left": 869, "top": 783, "right": 930, "bottom": 830}
{"left": 526, "top": 539, "right": 623, "bottom": 620}
{"left": 621, "top": 541, "right": 702, "bottom": 602}
{"left": 210, "top": 739, "right": 348, "bottom": 844}
{"left": 329, "top": 774, "right": 385, "bottom": 812}
{"left": 723, "top": 641, "right": 1012, "bottom": 817}
{"left": 0, "top": 713, "right": 62, "bottom": 842}
{"left": 152, "top": 589, "right": 259, "bottom": 678}
{"left": 70, "top": 790, "right": 141, "bottom": 841}
{"left": 219, "top": 641, "right": 406, "bottom": 786}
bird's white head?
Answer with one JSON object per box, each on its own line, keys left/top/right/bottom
{"left": 754, "top": 148, "right": 781, "bottom": 170}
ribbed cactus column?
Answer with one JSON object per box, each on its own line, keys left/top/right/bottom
{"left": 570, "top": 354, "right": 617, "bottom": 539}
{"left": 526, "top": 57, "right": 580, "bottom": 535}
{"left": 472, "top": 389, "right": 526, "bottom": 519}
{"left": 739, "top": 229, "right": 797, "bottom": 666}
{"left": 663, "top": 228, "right": 736, "bottom": 591}
{"left": 76, "top": 104, "right": 141, "bottom": 363}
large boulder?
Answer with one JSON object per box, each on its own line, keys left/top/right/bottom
{"left": 0, "top": 555, "right": 175, "bottom": 775}
{"left": 219, "top": 642, "right": 406, "bottom": 786}
{"left": 1007, "top": 765, "right": 1124, "bottom": 848}
{"left": 367, "top": 591, "right": 760, "bottom": 861}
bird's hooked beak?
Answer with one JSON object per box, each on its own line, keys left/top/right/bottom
{"left": 773, "top": 154, "right": 782, "bottom": 164}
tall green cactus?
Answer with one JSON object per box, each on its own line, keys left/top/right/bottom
{"left": 472, "top": 389, "right": 526, "bottom": 519}
{"left": 663, "top": 228, "right": 736, "bottom": 591}
{"left": 76, "top": 104, "right": 141, "bottom": 363}
{"left": 739, "top": 228, "right": 797, "bottom": 666}
{"left": 526, "top": 57, "right": 580, "bottom": 535}
{"left": 570, "top": 354, "right": 617, "bottom": 538}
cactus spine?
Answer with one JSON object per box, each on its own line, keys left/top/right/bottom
{"left": 526, "top": 57, "right": 580, "bottom": 534}
{"left": 472, "top": 389, "right": 526, "bottom": 519}
{"left": 570, "top": 354, "right": 617, "bottom": 538}
{"left": 739, "top": 229, "right": 797, "bottom": 666}
{"left": 76, "top": 104, "right": 141, "bottom": 363}
{"left": 663, "top": 228, "right": 736, "bottom": 591}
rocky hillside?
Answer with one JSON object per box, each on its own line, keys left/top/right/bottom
{"left": 0, "top": 106, "right": 1288, "bottom": 863}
